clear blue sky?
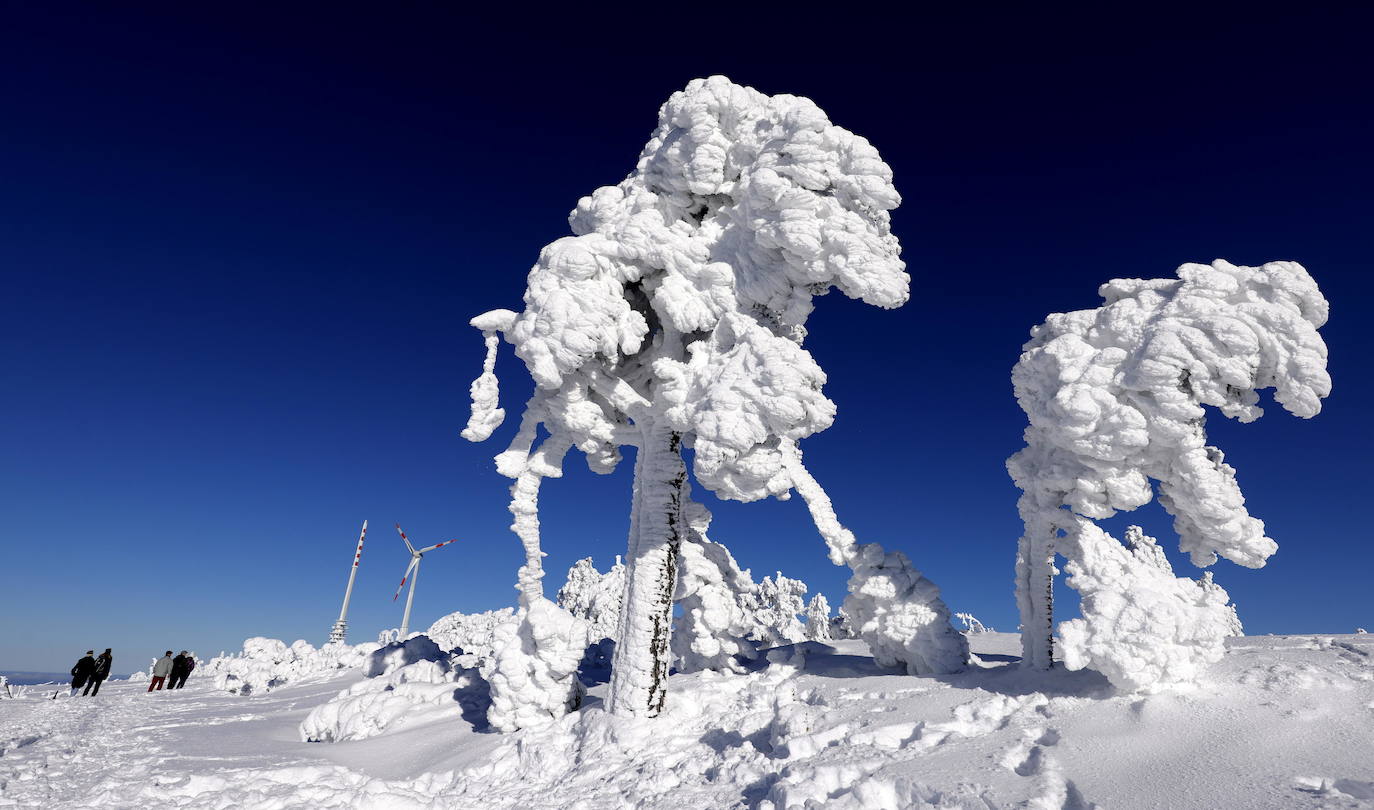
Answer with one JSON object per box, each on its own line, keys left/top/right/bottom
{"left": 3, "top": 6, "right": 1370, "bottom": 673}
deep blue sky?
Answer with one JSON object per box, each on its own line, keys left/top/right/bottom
{"left": 3, "top": 6, "right": 1370, "bottom": 672}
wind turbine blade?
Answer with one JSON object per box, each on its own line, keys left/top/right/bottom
{"left": 392, "top": 558, "right": 419, "bottom": 601}
{"left": 352, "top": 521, "right": 368, "bottom": 568}
{"left": 418, "top": 538, "right": 460, "bottom": 554}
{"left": 395, "top": 523, "right": 416, "bottom": 554}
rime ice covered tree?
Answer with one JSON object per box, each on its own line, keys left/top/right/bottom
{"left": 1008, "top": 260, "right": 1331, "bottom": 678}
{"left": 464, "top": 76, "right": 966, "bottom": 721}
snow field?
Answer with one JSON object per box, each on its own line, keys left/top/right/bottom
{"left": 5, "top": 632, "right": 1372, "bottom": 809}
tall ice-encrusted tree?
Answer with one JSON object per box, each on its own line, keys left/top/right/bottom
{"left": 464, "top": 76, "right": 966, "bottom": 722}
{"left": 1007, "top": 260, "right": 1331, "bottom": 674}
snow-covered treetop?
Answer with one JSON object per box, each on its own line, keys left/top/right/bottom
{"left": 464, "top": 75, "right": 908, "bottom": 501}
{"left": 1008, "top": 259, "right": 1331, "bottom": 568}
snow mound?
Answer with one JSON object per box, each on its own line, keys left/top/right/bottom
{"left": 204, "top": 638, "right": 379, "bottom": 696}
{"left": 300, "top": 656, "right": 489, "bottom": 743}
{"left": 361, "top": 636, "right": 446, "bottom": 679}
{"left": 1058, "top": 525, "right": 1242, "bottom": 692}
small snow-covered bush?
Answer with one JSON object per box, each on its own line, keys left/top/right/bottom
{"left": 425, "top": 608, "right": 518, "bottom": 660}
{"left": 673, "top": 504, "right": 761, "bottom": 673}
{"left": 301, "top": 655, "right": 489, "bottom": 742}
{"left": 485, "top": 598, "right": 588, "bottom": 733}
{"left": 1058, "top": 525, "right": 1242, "bottom": 692}
{"left": 362, "top": 636, "right": 446, "bottom": 678}
{"left": 204, "top": 637, "right": 379, "bottom": 696}
{"left": 557, "top": 557, "right": 624, "bottom": 643}
{"left": 955, "top": 613, "right": 993, "bottom": 634}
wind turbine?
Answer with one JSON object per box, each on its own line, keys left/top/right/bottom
{"left": 392, "top": 524, "right": 460, "bottom": 638}
{"left": 328, "top": 520, "right": 367, "bottom": 645}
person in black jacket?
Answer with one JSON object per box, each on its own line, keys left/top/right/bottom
{"left": 169, "top": 651, "right": 192, "bottom": 689}
{"left": 84, "top": 649, "right": 113, "bottom": 696}
{"left": 70, "top": 651, "right": 95, "bottom": 697}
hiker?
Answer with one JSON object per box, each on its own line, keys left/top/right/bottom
{"left": 169, "top": 651, "right": 193, "bottom": 689}
{"left": 70, "top": 650, "right": 96, "bottom": 697}
{"left": 148, "top": 650, "right": 174, "bottom": 692}
{"left": 84, "top": 649, "right": 113, "bottom": 696}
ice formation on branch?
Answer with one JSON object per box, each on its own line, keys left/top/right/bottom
{"left": 1058, "top": 525, "right": 1242, "bottom": 692}
{"left": 1008, "top": 260, "right": 1331, "bottom": 673}
{"left": 463, "top": 76, "right": 964, "bottom": 719}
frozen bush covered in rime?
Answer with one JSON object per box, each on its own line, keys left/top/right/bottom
{"left": 1009, "top": 260, "right": 1331, "bottom": 673}
{"left": 741, "top": 572, "right": 809, "bottom": 647}
{"left": 462, "top": 76, "right": 965, "bottom": 718}
{"left": 672, "top": 500, "right": 760, "bottom": 673}
{"left": 301, "top": 655, "right": 489, "bottom": 742}
{"left": 557, "top": 557, "right": 625, "bottom": 642}
{"left": 485, "top": 598, "right": 589, "bottom": 733}
{"left": 1059, "top": 525, "right": 1242, "bottom": 692}
{"left": 204, "top": 637, "right": 379, "bottom": 696}
{"left": 955, "top": 613, "right": 992, "bottom": 634}
{"left": 425, "top": 607, "right": 518, "bottom": 661}
{"left": 804, "top": 594, "right": 832, "bottom": 642}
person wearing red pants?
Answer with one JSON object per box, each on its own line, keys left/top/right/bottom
{"left": 148, "top": 650, "right": 174, "bottom": 692}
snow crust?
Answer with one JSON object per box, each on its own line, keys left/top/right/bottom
{"left": 204, "top": 638, "right": 379, "bottom": 696}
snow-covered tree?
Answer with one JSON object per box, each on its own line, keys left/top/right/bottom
{"left": 557, "top": 556, "right": 625, "bottom": 643}
{"left": 804, "top": 594, "right": 832, "bottom": 641}
{"left": 463, "top": 75, "right": 965, "bottom": 720}
{"left": 740, "top": 572, "right": 809, "bottom": 647}
{"left": 1058, "top": 524, "right": 1242, "bottom": 692}
{"left": 1008, "top": 260, "right": 1331, "bottom": 674}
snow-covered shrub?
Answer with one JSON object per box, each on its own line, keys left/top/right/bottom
{"left": 1058, "top": 525, "right": 1242, "bottom": 692}
{"left": 1009, "top": 260, "right": 1332, "bottom": 671}
{"left": 362, "top": 635, "right": 446, "bottom": 678}
{"left": 485, "top": 597, "right": 588, "bottom": 733}
{"left": 424, "top": 607, "right": 518, "bottom": 662}
{"left": 557, "top": 557, "right": 624, "bottom": 642}
{"left": 672, "top": 500, "right": 761, "bottom": 673}
{"left": 740, "top": 573, "right": 809, "bottom": 647}
{"left": 301, "top": 655, "right": 489, "bottom": 742}
{"left": 204, "top": 637, "right": 379, "bottom": 696}
{"left": 803, "top": 594, "right": 833, "bottom": 642}
{"left": 462, "top": 75, "right": 964, "bottom": 718}
{"left": 955, "top": 613, "right": 993, "bottom": 634}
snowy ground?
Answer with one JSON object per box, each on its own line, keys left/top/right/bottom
{"left": 2, "top": 633, "right": 1371, "bottom": 809}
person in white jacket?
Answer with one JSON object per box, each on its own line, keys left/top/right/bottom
{"left": 147, "top": 651, "right": 174, "bottom": 692}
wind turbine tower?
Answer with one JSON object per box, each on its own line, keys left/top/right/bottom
{"left": 393, "top": 523, "right": 459, "bottom": 638}
{"left": 328, "top": 520, "right": 367, "bottom": 645}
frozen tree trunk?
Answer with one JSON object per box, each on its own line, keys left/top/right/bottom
{"left": 608, "top": 423, "right": 686, "bottom": 718}
{"left": 1015, "top": 493, "right": 1058, "bottom": 670}
{"left": 1015, "top": 529, "right": 1056, "bottom": 670}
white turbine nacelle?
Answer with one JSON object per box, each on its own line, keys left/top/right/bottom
{"left": 328, "top": 520, "right": 368, "bottom": 645}
{"left": 392, "top": 523, "right": 460, "bottom": 638}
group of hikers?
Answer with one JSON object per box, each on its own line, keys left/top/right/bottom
{"left": 68, "top": 649, "right": 114, "bottom": 696}
{"left": 68, "top": 649, "right": 197, "bottom": 695}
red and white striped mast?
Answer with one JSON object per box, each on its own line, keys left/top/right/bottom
{"left": 328, "top": 520, "right": 367, "bottom": 645}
